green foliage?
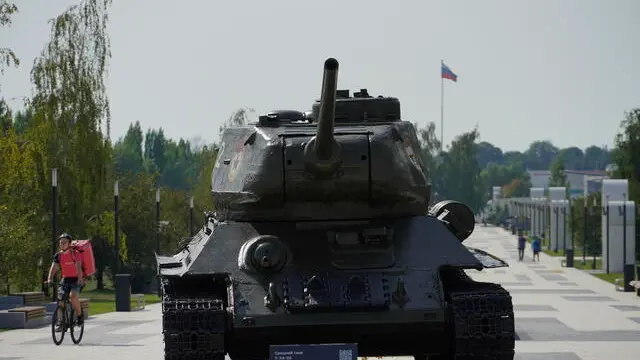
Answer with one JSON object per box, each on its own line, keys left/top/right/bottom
{"left": 549, "top": 153, "right": 567, "bottom": 186}
{"left": 611, "top": 108, "right": 640, "bottom": 202}
{"left": 218, "top": 107, "right": 254, "bottom": 141}
{"left": 1, "top": 0, "right": 634, "bottom": 295}
{"left": 0, "top": 1, "right": 19, "bottom": 87}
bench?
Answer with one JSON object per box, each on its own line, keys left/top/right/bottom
{"left": 8, "top": 306, "right": 46, "bottom": 322}
{"left": 0, "top": 305, "right": 49, "bottom": 329}
{"left": 79, "top": 298, "right": 90, "bottom": 319}
{"left": 630, "top": 280, "right": 640, "bottom": 296}
{"left": 132, "top": 294, "right": 145, "bottom": 311}
{"left": 14, "top": 292, "right": 46, "bottom": 306}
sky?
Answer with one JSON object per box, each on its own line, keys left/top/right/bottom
{"left": 2, "top": 0, "right": 640, "bottom": 153}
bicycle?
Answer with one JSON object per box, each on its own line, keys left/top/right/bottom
{"left": 45, "top": 280, "right": 85, "bottom": 345}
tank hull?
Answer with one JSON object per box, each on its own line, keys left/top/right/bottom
{"left": 228, "top": 321, "right": 448, "bottom": 358}
{"left": 160, "top": 269, "right": 515, "bottom": 359}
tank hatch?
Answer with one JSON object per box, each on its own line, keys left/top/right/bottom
{"left": 311, "top": 88, "right": 401, "bottom": 124}
{"left": 258, "top": 110, "right": 311, "bottom": 127}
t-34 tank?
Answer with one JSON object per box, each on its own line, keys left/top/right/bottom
{"left": 157, "top": 58, "right": 515, "bottom": 360}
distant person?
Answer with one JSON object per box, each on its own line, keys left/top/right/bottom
{"left": 517, "top": 233, "right": 526, "bottom": 261}
{"left": 531, "top": 236, "right": 541, "bottom": 262}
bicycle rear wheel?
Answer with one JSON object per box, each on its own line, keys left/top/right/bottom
{"left": 51, "top": 304, "right": 65, "bottom": 345}
{"left": 69, "top": 308, "right": 84, "bottom": 344}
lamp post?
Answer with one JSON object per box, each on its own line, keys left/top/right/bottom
{"left": 620, "top": 193, "right": 633, "bottom": 292}
{"left": 604, "top": 195, "right": 610, "bottom": 274}
{"left": 553, "top": 204, "right": 559, "bottom": 253}
{"left": 114, "top": 181, "right": 120, "bottom": 274}
{"left": 591, "top": 197, "right": 597, "bottom": 270}
{"left": 51, "top": 168, "right": 58, "bottom": 301}
{"left": 189, "top": 196, "right": 194, "bottom": 237}
{"left": 582, "top": 197, "right": 587, "bottom": 265}
{"left": 156, "top": 188, "right": 161, "bottom": 297}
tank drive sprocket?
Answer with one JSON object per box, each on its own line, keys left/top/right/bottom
{"left": 161, "top": 276, "right": 227, "bottom": 360}
{"left": 445, "top": 273, "right": 515, "bottom": 359}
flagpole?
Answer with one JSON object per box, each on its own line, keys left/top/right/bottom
{"left": 440, "top": 59, "right": 444, "bottom": 153}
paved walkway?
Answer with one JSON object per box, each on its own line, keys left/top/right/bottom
{"left": 1, "top": 226, "right": 639, "bottom": 360}
{"left": 468, "top": 226, "right": 640, "bottom": 360}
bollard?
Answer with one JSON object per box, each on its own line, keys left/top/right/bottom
{"left": 115, "top": 273, "right": 132, "bottom": 312}
{"left": 565, "top": 249, "right": 574, "bottom": 268}
{"left": 623, "top": 264, "right": 634, "bottom": 293}
{"left": 636, "top": 265, "right": 640, "bottom": 296}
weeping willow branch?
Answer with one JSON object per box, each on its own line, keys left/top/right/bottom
{"left": 30, "top": 0, "right": 112, "bottom": 139}
{"left": 0, "top": 1, "right": 19, "bottom": 91}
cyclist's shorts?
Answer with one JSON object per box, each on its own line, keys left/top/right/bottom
{"left": 60, "top": 277, "right": 82, "bottom": 293}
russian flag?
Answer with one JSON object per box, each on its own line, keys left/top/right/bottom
{"left": 441, "top": 62, "right": 457, "bottom": 82}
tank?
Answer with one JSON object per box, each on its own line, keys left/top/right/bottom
{"left": 157, "top": 58, "right": 515, "bottom": 360}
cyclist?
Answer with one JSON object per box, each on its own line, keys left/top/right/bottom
{"left": 46, "top": 233, "right": 85, "bottom": 331}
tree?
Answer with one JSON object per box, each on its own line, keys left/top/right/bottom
{"left": 144, "top": 128, "right": 167, "bottom": 174}
{"left": 218, "top": 107, "right": 255, "bottom": 140}
{"left": 0, "top": 128, "right": 44, "bottom": 292}
{"left": 524, "top": 140, "right": 559, "bottom": 170}
{"left": 416, "top": 121, "right": 442, "bottom": 192}
{"left": 476, "top": 141, "right": 504, "bottom": 168}
{"left": 0, "top": 99, "right": 11, "bottom": 134}
{"left": 549, "top": 153, "right": 567, "bottom": 187}
{"left": 583, "top": 145, "right": 610, "bottom": 170}
{"left": 611, "top": 108, "right": 640, "bottom": 202}
{"left": 0, "top": 1, "right": 19, "bottom": 89}
{"left": 435, "top": 128, "right": 484, "bottom": 212}
{"left": 557, "top": 147, "right": 584, "bottom": 170}
{"left": 114, "top": 121, "right": 145, "bottom": 175}
{"left": 22, "top": 0, "right": 115, "bottom": 287}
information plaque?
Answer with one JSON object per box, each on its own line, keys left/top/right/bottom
{"left": 270, "top": 343, "right": 358, "bottom": 360}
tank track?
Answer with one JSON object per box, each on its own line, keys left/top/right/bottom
{"left": 447, "top": 277, "right": 515, "bottom": 360}
{"left": 161, "top": 277, "right": 227, "bottom": 360}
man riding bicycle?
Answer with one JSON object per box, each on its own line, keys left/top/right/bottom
{"left": 46, "top": 233, "right": 85, "bottom": 331}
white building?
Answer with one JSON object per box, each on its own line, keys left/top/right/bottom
{"left": 526, "top": 169, "right": 609, "bottom": 199}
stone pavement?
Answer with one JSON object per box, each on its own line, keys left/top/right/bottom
{"left": 1, "top": 225, "right": 639, "bottom": 360}
{"left": 467, "top": 226, "right": 640, "bottom": 360}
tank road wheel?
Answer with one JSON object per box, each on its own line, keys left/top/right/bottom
{"left": 445, "top": 280, "right": 515, "bottom": 359}
{"left": 161, "top": 276, "right": 228, "bottom": 360}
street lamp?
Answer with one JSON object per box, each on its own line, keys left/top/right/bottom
{"left": 189, "top": 196, "right": 194, "bottom": 237}
{"left": 156, "top": 188, "right": 161, "bottom": 297}
{"left": 604, "top": 195, "right": 610, "bottom": 274}
{"left": 114, "top": 180, "right": 120, "bottom": 274}
{"left": 51, "top": 168, "right": 58, "bottom": 302}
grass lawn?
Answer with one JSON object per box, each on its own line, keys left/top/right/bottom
{"left": 572, "top": 258, "right": 624, "bottom": 285}
{"left": 81, "top": 279, "right": 161, "bottom": 316}
{"left": 0, "top": 278, "right": 161, "bottom": 332}
{"left": 523, "top": 236, "right": 585, "bottom": 257}
{"left": 522, "top": 237, "right": 623, "bottom": 285}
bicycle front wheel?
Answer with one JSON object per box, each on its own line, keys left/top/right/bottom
{"left": 51, "top": 304, "right": 65, "bottom": 345}
{"left": 69, "top": 308, "right": 84, "bottom": 344}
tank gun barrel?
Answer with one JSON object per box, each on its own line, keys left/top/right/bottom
{"left": 315, "top": 58, "right": 339, "bottom": 160}
{"left": 304, "top": 58, "right": 341, "bottom": 177}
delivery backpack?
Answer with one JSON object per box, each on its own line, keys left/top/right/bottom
{"left": 70, "top": 239, "right": 97, "bottom": 277}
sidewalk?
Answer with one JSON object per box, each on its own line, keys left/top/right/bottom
{"left": 468, "top": 226, "right": 640, "bottom": 360}
{"left": 1, "top": 225, "right": 639, "bottom": 360}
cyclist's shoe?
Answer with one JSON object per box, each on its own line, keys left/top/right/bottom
{"left": 76, "top": 314, "right": 83, "bottom": 325}
{"left": 55, "top": 324, "right": 63, "bottom": 332}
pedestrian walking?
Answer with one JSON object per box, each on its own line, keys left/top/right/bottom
{"left": 517, "top": 232, "right": 526, "bottom": 261}
{"left": 531, "top": 236, "right": 541, "bottom": 262}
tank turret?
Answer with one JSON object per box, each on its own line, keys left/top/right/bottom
{"left": 211, "top": 57, "right": 432, "bottom": 221}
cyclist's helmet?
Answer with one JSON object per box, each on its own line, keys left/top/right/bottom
{"left": 59, "top": 233, "right": 73, "bottom": 241}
